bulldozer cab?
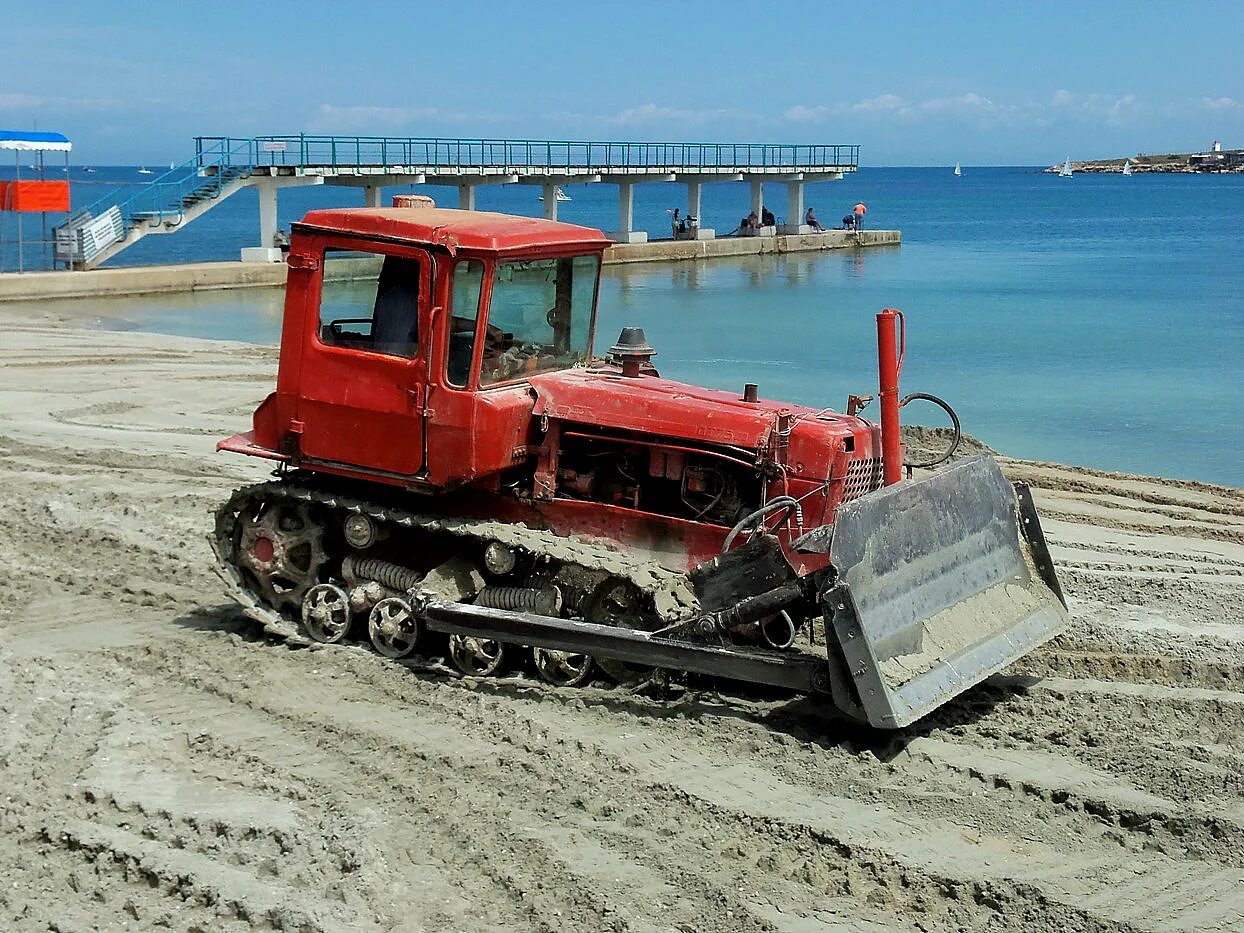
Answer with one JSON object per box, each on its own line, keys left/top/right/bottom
{"left": 268, "top": 208, "right": 609, "bottom": 486}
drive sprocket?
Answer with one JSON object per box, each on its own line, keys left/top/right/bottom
{"left": 233, "top": 499, "right": 327, "bottom": 613}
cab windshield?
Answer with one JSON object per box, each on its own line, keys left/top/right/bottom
{"left": 478, "top": 255, "right": 598, "bottom": 385}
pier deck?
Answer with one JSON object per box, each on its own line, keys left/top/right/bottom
{"left": 54, "top": 135, "right": 860, "bottom": 269}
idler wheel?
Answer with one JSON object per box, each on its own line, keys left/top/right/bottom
{"left": 532, "top": 647, "right": 594, "bottom": 687}
{"left": 301, "top": 583, "right": 352, "bottom": 644}
{"left": 368, "top": 597, "right": 420, "bottom": 659}
{"left": 448, "top": 635, "right": 506, "bottom": 677}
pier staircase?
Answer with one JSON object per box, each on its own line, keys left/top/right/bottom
{"left": 55, "top": 139, "right": 256, "bottom": 269}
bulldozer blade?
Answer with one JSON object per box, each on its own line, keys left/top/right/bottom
{"left": 825, "top": 454, "right": 1068, "bottom": 728}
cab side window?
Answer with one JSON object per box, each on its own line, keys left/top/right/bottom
{"left": 319, "top": 250, "right": 422, "bottom": 358}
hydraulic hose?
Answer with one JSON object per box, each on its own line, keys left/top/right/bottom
{"left": 898, "top": 392, "right": 962, "bottom": 468}
{"left": 722, "top": 497, "right": 802, "bottom": 553}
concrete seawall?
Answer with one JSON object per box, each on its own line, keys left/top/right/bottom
{"left": 0, "top": 230, "right": 899, "bottom": 303}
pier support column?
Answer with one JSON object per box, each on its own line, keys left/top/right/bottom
{"left": 686, "top": 180, "right": 702, "bottom": 221}
{"left": 610, "top": 181, "right": 647, "bottom": 243}
{"left": 682, "top": 180, "right": 714, "bottom": 239}
{"left": 748, "top": 180, "right": 774, "bottom": 236}
{"left": 780, "top": 180, "right": 811, "bottom": 235}
{"left": 542, "top": 183, "right": 558, "bottom": 221}
{"left": 364, "top": 185, "right": 383, "bottom": 208}
{"left": 458, "top": 184, "right": 476, "bottom": 211}
{"left": 241, "top": 181, "right": 283, "bottom": 262}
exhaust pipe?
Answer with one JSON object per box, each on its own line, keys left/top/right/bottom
{"left": 877, "top": 308, "right": 905, "bottom": 486}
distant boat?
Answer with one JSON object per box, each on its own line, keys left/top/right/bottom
{"left": 169, "top": 161, "right": 176, "bottom": 170}
{"left": 137, "top": 166, "right": 153, "bottom": 175}
{"left": 953, "top": 163, "right": 962, "bottom": 176}
{"left": 83, "top": 166, "right": 96, "bottom": 174}
{"left": 538, "top": 185, "right": 572, "bottom": 203}
{"left": 1059, "top": 158, "right": 1073, "bottom": 177}
{"left": 1122, "top": 160, "right": 1133, "bottom": 176}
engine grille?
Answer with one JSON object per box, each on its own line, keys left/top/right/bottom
{"left": 840, "top": 457, "right": 884, "bottom": 503}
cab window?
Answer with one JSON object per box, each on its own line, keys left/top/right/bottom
{"left": 446, "top": 259, "right": 485, "bottom": 387}
{"left": 479, "top": 255, "right": 598, "bottom": 385}
{"left": 319, "top": 249, "right": 423, "bottom": 358}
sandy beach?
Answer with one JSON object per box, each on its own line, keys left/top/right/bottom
{"left": 1, "top": 311, "right": 1242, "bottom": 932}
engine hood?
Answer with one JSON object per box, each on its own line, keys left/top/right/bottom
{"left": 528, "top": 366, "right": 869, "bottom": 455}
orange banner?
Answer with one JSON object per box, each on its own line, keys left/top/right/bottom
{"left": 0, "top": 180, "right": 71, "bottom": 212}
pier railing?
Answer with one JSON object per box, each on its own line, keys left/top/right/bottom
{"left": 195, "top": 135, "right": 859, "bottom": 174}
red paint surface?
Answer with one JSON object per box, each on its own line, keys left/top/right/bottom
{"left": 221, "top": 208, "right": 895, "bottom": 580}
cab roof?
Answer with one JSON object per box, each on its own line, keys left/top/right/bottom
{"left": 294, "top": 207, "right": 611, "bottom": 254}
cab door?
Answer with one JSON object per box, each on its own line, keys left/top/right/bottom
{"left": 297, "top": 243, "right": 431, "bottom": 477}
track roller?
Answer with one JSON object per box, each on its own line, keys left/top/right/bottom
{"left": 531, "top": 647, "right": 594, "bottom": 687}
{"left": 301, "top": 583, "right": 352, "bottom": 643}
{"left": 368, "top": 597, "right": 420, "bottom": 659}
{"left": 448, "top": 635, "right": 507, "bottom": 676}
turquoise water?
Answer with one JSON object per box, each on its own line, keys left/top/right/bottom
{"left": 13, "top": 167, "right": 1243, "bottom": 486}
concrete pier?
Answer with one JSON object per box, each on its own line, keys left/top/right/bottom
{"left": 55, "top": 135, "right": 858, "bottom": 270}
{"left": 0, "top": 231, "right": 899, "bottom": 303}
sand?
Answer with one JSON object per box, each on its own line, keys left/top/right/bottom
{"left": 1, "top": 311, "right": 1242, "bottom": 932}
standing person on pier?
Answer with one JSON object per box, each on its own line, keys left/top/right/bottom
{"left": 853, "top": 201, "right": 868, "bottom": 229}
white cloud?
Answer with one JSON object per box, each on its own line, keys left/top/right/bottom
{"left": 0, "top": 91, "right": 135, "bottom": 110}
{"left": 783, "top": 88, "right": 1159, "bottom": 134}
{"left": 1048, "top": 89, "right": 1142, "bottom": 123}
{"left": 605, "top": 103, "right": 744, "bottom": 126}
{"left": 920, "top": 92, "right": 998, "bottom": 114}
{"left": 1202, "top": 96, "right": 1239, "bottom": 110}
{"left": 307, "top": 104, "right": 439, "bottom": 133}
{"left": 786, "top": 94, "right": 910, "bottom": 123}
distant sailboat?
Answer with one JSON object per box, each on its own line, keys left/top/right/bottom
{"left": 137, "top": 166, "right": 153, "bottom": 175}
{"left": 1059, "top": 158, "right": 1073, "bottom": 177}
{"left": 169, "top": 161, "right": 176, "bottom": 170}
{"left": 953, "top": 162, "right": 962, "bottom": 176}
{"left": 538, "top": 185, "right": 572, "bottom": 202}
{"left": 1122, "top": 160, "right": 1133, "bottom": 176}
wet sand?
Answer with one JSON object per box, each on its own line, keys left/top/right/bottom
{"left": 1, "top": 314, "right": 1242, "bottom": 932}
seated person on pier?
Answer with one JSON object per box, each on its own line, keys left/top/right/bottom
{"left": 805, "top": 207, "right": 826, "bottom": 233}
{"left": 761, "top": 207, "right": 776, "bottom": 229}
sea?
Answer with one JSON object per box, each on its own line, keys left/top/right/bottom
{"left": 2, "top": 165, "right": 1242, "bottom": 486}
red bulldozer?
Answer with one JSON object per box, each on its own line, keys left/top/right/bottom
{"left": 213, "top": 207, "right": 1067, "bottom": 728}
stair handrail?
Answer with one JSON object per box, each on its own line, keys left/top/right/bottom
{"left": 61, "top": 137, "right": 255, "bottom": 238}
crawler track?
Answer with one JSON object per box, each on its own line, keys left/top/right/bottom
{"left": 211, "top": 477, "right": 700, "bottom": 646}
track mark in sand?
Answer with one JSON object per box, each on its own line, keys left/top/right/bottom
{"left": 901, "top": 736, "right": 1244, "bottom": 868}
{"left": 572, "top": 722, "right": 1244, "bottom": 932}
{"left": 1015, "top": 645, "right": 1244, "bottom": 690}
{"left": 49, "top": 820, "right": 366, "bottom": 932}
{"left": 429, "top": 676, "right": 1244, "bottom": 933}
{"left": 116, "top": 670, "right": 681, "bottom": 933}
{"left": 48, "top": 399, "right": 227, "bottom": 437}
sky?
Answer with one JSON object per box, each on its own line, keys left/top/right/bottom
{"left": 2, "top": 0, "right": 1241, "bottom": 166}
